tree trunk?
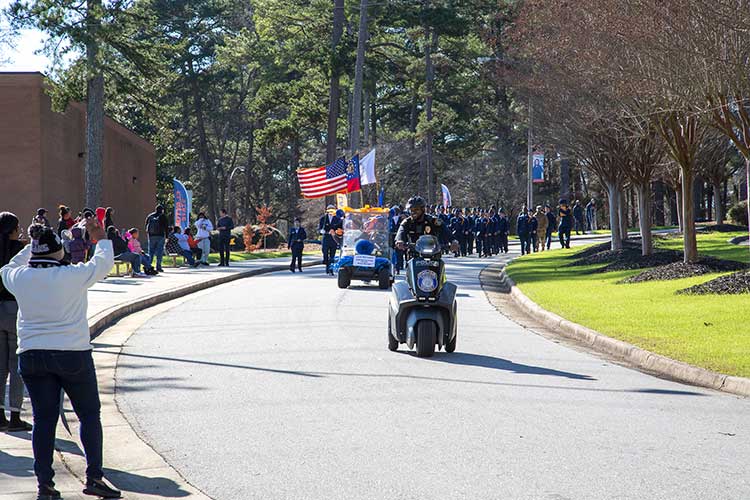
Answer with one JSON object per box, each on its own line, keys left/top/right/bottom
{"left": 243, "top": 121, "right": 255, "bottom": 221}
{"left": 636, "top": 183, "right": 653, "bottom": 256}
{"left": 188, "top": 64, "right": 217, "bottom": 221}
{"left": 681, "top": 168, "right": 698, "bottom": 263}
{"left": 325, "top": 0, "right": 345, "bottom": 207}
{"left": 85, "top": 0, "right": 104, "bottom": 209}
{"left": 606, "top": 181, "right": 623, "bottom": 251}
{"left": 619, "top": 188, "right": 629, "bottom": 241}
{"left": 653, "top": 181, "right": 665, "bottom": 226}
{"left": 560, "top": 156, "right": 570, "bottom": 203}
{"left": 675, "top": 187, "right": 683, "bottom": 232}
{"left": 363, "top": 88, "right": 370, "bottom": 148}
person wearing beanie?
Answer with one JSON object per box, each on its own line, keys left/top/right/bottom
{"left": 32, "top": 208, "right": 50, "bottom": 228}
{"left": 0, "top": 218, "right": 121, "bottom": 500}
{"left": 0, "top": 212, "right": 31, "bottom": 433}
{"left": 57, "top": 206, "right": 74, "bottom": 237}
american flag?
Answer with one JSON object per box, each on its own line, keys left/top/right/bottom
{"left": 297, "top": 157, "right": 348, "bottom": 198}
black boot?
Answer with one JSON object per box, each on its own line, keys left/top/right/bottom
{"left": 37, "top": 484, "right": 61, "bottom": 500}
{"left": 83, "top": 478, "right": 121, "bottom": 498}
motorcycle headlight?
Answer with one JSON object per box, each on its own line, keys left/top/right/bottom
{"left": 416, "top": 270, "right": 438, "bottom": 293}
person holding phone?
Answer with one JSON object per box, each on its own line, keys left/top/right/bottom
{"left": 0, "top": 216, "right": 122, "bottom": 499}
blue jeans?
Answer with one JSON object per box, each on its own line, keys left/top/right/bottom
{"left": 180, "top": 249, "right": 195, "bottom": 266}
{"left": 148, "top": 235, "right": 165, "bottom": 269}
{"left": 18, "top": 350, "right": 103, "bottom": 487}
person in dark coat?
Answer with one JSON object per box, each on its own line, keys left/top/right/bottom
{"left": 486, "top": 209, "right": 498, "bottom": 256}
{"left": 544, "top": 205, "right": 556, "bottom": 250}
{"left": 288, "top": 218, "right": 307, "bottom": 273}
{"left": 572, "top": 200, "right": 585, "bottom": 235}
{"left": 216, "top": 209, "right": 235, "bottom": 267}
{"left": 475, "top": 211, "right": 487, "bottom": 257}
{"left": 145, "top": 204, "right": 170, "bottom": 272}
{"left": 389, "top": 206, "right": 405, "bottom": 274}
{"left": 497, "top": 209, "right": 510, "bottom": 254}
{"left": 465, "top": 208, "right": 475, "bottom": 256}
{"left": 318, "top": 205, "right": 343, "bottom": 275}
{"left": 558, "top": 199, "right": 573, "bottom": 249}
{"left": 516, "top": 208, "right": 531, "bottom": 256}
{"left": 528, "top": 208, "right": 539, "bottom": 252}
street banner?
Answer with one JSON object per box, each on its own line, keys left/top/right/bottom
{"left": 173, "top": 179, "right": 190, "bottom": 229}
{"left": 441, "top": 184, "right": 452, "bottom": 208}
{"left": 347, "top": 155, "right": 361, "bottom": 193}
{"left": 360, "top": 148, "right": 376, "bottom": 186}
{"left": 378, "top": 187, "right": 385, "bottom": 207}
{"left": 336, "top": 193, "right": 348, "bottom": 209}
{"left": 532, "top": 151, "right": 545, "bottom": 183}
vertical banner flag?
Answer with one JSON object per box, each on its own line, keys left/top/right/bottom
{"left": 441, "top": 184, "right": 452, "bottom": 208}
{"left": 173, "top": 179, "right": 190, "bottom": 229}
{"left": 360, "top": 148, "right": 376, "bottom": 186}
{"left": 378, "top": 187, "right": 385, "bottom": 208}
{"left": 346, "top": 155, "right": 361, "bottom": 193}
{"left": 532, "top": 151, "right": 545, "bottom": 183}
{"left": 336, "top": 193, "right": 348, "bottom": 209}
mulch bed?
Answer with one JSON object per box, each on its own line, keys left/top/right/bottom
{"left": 701, "top": 223, "right": 748, "bottom": 233}
{"left": 568, "top": 239, "right": 687, "bottom": 272}
{"left": 678, "top": 271, "right": 750, "bottom": 295}
{"left": 621, "top": 258, "right": 747, "bottom": 284}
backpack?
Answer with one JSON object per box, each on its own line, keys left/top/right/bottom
{"left": 146, "top": 213, "right": 162, "bottom": 235}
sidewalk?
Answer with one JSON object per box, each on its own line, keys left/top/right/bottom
{"left": 0, "top": 254, "right": 321, "bottom": 500}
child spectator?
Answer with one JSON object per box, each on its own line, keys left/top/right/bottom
{"left": 185, "top": 228, "right": 203, "bottom": 261}
{"left": 69, "top": 227, "right": 90, "bottom": 264}
{"left": 107, "top": 226, "right": 147, "bottom": 278}
{"left": 32, "top": 208, "right": 50, "bottom": 228}
{"left": 126, "top": 229, "right": 158, "bottom": 276}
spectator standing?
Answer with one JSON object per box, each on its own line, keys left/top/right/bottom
{"left": 103, "top": 207, "right": 115, "bottom": 232}
{"left": 0, "top": 212, "right": 31, "bottom": 433}
{"left": 216, "top": 209, "right": 234, "bottom": 267}
{"left": 69, "top": 227, "right": 90, "bottom": 265}
{"left": 288, "top": 218, "right": 307, "bottom": 273}
{"left": 32, "top": 208, "right": 50, "bottom": 228}
{"left": 586, "top": 199, "right": 598, "bottom": 231}
{"left": 57, "top": 206, "right": 74, "bottom": 237}
{"left": 194, "top": 212, "right": 213, "bottom": 266}
{"left": 145, "top": 204, "right": 169, "bottom": 272}
{"left": 544, "top": 205, "right": 556, "bottom": 250}
{"left": 573, "top": 200, "right": 585, "bottom": 235}
{"left": 516, "top": 207, "right": 531, "bottom": 256}
{"left": 558, "top": 199, "right": 573, "bottom": 249}
{"left": 534, "top": 205, "right": 548, "bottom": 252}
{"left": 528, "top": 208, "right": 539, "bottom": 252}
{"left": 0, "top": 218, "right": 122, "bottom": 500}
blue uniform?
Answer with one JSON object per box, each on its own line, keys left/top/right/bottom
{"left": 288, "top": 226, "right": 307, "bottom": 271}
{"left": 319, "top": 213, "right": 343, "bottom": 274}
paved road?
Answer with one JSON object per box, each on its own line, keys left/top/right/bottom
{"left": 116, "top": 249, "right": 750, "bottom": 500}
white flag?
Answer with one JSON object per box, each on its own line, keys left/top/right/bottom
{"left": 360, "top": 148, "right": 376, "bottom": 186}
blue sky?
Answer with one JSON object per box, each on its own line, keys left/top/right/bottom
{"left": 0, "top": 0, "right": 51, "bottom": 72}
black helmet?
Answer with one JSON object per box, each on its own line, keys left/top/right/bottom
{"left": 406, "top": 196, "right": 426, "bottom": 211}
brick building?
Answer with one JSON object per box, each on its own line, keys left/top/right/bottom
{"left": 0, "top": 72, "right": 156, "bottom": 233}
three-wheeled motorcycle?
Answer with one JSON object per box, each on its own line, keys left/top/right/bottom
{"left": 334, "top": 206, "right": 394, "bottom": 289}
{"left": 387, "top": 235, "right": 457, "bottom": 357}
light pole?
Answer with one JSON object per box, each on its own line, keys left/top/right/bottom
{"left": 227, "top": 166, "right": 246, "bottom": 219}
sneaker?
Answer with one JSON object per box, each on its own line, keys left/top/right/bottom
{"left": 201, "top": 262, "right": 211, "bottom": 266}
{"left": 156, "top": 268, "right": 164, "bottom": 273}
{"left": 130, "top": 272, "right": 148, "bottom": 278}
{"left": 192, "top": 262, "right": 201, "bottom": 268}
{"left": 37, "top": 484, "right": 61, "bottom": 500}
{"left": 7, "top": 419, "right": 32, "bottom": 432}
{"left": 290, "top": 268, "right": 295, "bottom": 273}
{"left": 83, "top": 478, "right": 121, "bottom": 498}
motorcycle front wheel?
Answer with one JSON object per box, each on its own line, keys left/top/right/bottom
{"left": 416, "top": 320, "right": 436, "bottom": 358}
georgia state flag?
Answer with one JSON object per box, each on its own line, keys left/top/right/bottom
{"left": 346, "top": 155, "right": 361, "bottom": 193}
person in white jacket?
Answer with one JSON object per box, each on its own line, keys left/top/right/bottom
{"left": 194, "top": 212, "right": 213, "bottom": 266}
{"left": 0, "top": 218, "right": 121, "bottom": 500}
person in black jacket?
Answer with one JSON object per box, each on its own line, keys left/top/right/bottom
{"left": 516, "top": 208, "right": 531, "bottom": 256}
{"left": 319, "top": 205, "right": 343, "bottom": 275}
{"left": 558, "top": 199, "right": 573, "bottom": 249}
{"left": 145, "top": 204, "right": 170, "bottom": 272}
{"left": 288, "top": 218, "right": 307, "bottom": 273}
{"left": 395, "top": 196, "right": 443, "bottom": 255}
{"left": 573, "top": 200, "right": 585, "bottom": 235}
{"left": 544, "top": 205, "right": 556, "bottom": 250}
{"left": 216, "top": 209, "right": 235, "bottom": 267}
{"left": 497, "top": 209, "right": 510, "bottom": 254}
{"left": 528, "top": 208, "right": 539, "bottom": 252}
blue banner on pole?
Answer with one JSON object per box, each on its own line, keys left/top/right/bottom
{"left": 173, "top": 179, "right": 190, "bottom": 229}
{"left": 532, "top": 151, "right": 545, "bottom": 183}
{"left": 378, "top": 187, "right": 385, "bottom": 207}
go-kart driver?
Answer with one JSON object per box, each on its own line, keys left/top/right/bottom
{"left": 395, "top": 196, "right": 443, "bottom": 252}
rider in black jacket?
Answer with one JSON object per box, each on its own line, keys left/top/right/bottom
{"left": 395, "top": 197, "right": 443, "bottom": 252}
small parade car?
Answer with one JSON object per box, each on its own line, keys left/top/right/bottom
{"left": 333, "top": 206, "right": 394, "bottom": 289}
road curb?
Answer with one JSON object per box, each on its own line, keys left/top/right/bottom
{"left": 88, "top": 259, "right": 323, "bottom": 339}
{"left": 483, "top": 262, "right": 750, "bottom": 398}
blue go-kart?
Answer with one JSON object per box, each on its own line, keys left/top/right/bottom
{"left": 333, "top": 207, "right": 394, "bottom": 289}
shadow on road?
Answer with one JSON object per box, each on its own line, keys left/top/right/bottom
{"left": 427, "top": 351, "right": 596, "bottom": 380}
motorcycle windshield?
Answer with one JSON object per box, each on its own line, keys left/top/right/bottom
{"left": 414, "top": 235, "right": 440, "bottom": 258}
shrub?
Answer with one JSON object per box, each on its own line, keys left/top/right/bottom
{"left": 728, "top": 201, "right": 748, "bottom": 227}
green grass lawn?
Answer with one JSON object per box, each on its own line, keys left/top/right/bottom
{"left": 506, "top": 231, "right": 750, "bottom": 378}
